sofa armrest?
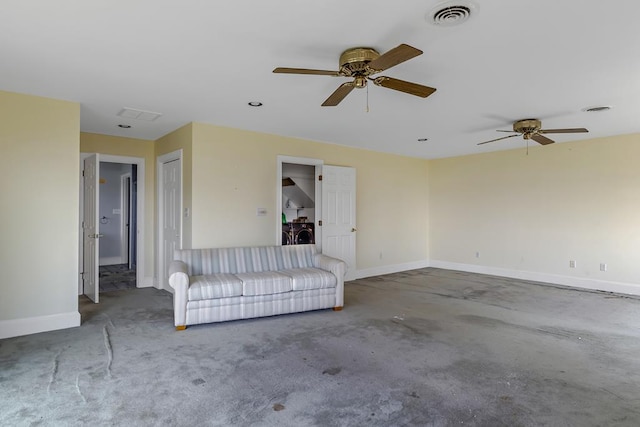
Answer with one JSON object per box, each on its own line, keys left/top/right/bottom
{"left": 168, "top": 260, "right": 189, "bottom": 327}
{"left": 314, "top": 253, "right": 346, "bottom": 308}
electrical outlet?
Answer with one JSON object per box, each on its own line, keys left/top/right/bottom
{"left": 569, "top": 260, "right": 576, "bottom": 268}
{"left": 379, "top": 250, "right": 383, "bottom": 260}
{"left": 256, "top": 208, "right": 267, "bottom": 216}
{"left": 600, "top": 263, "right": 607, "bottom": 272}
{"left": 475, "top": 251, "right": 480, "bottom": 258}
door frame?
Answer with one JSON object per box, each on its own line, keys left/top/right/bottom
{"left": 78, "top": 153, "right": 146, "bottom": 294}
{"left": 276, "top": 155, "right": 323, "bottom": 249}
{"left": 120, "top": 172, "right": 132, "bottom": 266}
{"left": 157, "top": 149, "right": 183, "bottom": 292}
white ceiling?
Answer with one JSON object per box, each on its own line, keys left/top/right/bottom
{"left": 2, "top": 0, "right": 639, "bottom": 159}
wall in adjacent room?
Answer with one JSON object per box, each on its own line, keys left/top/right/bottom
{"left": 428, "top": 133, "right": 640, "bottom": 294}
{"left": 190, "top": 122, "right": 430, "bottom": 275}
{"left": 0, "top": 90, "right": 80, "bottom": 338}
{"left": 98, "top": 162, "right": 132, "bottom": 263}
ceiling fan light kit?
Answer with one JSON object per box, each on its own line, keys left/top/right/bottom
{"left": 273, "top": 43, "right": 437, "bottom": 106}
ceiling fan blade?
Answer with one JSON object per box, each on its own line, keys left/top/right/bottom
{"left": 321, "top": 82, "right": 356, "bottom": 106}
{"left": 273, "top": 67, "right": 340, "bottom": 76}
{"left": 496, "top": 130, "right": 515, "bottom": 133}
{"left": 477, "top": 134, "right": 520, "bottom": 145}
{"left": 531, "top": 133, "right": 555, "bottom": 145}
{"left": 538, "top": 128, "right": 589, "bottom": 134}
{"left": 368, "top": 44, "right": 423, "bottom": 72}
{"left": 372, "top": 76, "right": 436, "bottom": 98}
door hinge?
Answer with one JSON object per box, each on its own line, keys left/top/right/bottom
{"left": 82, "top": 170, "right": 85, "bottom": 177}
{"left": 318, "top": 175, "right": 323, "bottom": 181}
{"left": 318, "top": 220, "right": 323, "bottom": 226}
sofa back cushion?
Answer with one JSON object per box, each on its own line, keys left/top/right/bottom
{"left": 174, "top": 244, "right": 317, "bottom": 275}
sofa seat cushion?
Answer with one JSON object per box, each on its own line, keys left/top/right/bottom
{"left": 188, "top": 273, "right": 243, "bottom": 301}
{"left": 235, "top": 271, "right": 292, "bottom": 296}
{"left": 281, "top": 267, "right": 337, "bottom": 291}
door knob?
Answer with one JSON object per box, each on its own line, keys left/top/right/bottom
{"left": 351, "top": 227, "right": 357, "bottom": 232}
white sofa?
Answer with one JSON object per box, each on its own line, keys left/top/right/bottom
{"left": 168, "top": 244, "right": 346, "bottom": 330}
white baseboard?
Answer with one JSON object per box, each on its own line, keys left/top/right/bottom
{"left": 99, "top": 257, "right": 123, "bottom": 266}
{"left": 0, "top": 311, "right": 81, "bottom": 340}
{"left": 430, "top": 260, "right": 640, "bottom": 297}
{"left": 138, "top": 276, "right": 155, "bottom": 288}
{"left": 354, "top": 260, "right": 430, "bottom": 280}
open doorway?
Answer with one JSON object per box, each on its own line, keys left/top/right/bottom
{"left": 277, "top": 156, "right": 323, "bottom": 250}
{"left": 79, "top": 154, "right": 146, "bottom": 301}
{"left": 97, "top": 162, "right": 137, "bottom": 293}
{"left": 277, "top": 155, "right": 358, "bottom": 280}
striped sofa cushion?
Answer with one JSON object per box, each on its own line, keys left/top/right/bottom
{"left": 281, "top": 267, "right": 337, "bottom": 291}
{"left": 235, "top": 271, "right": 293, "bottom": 296}
{"left": 188, "top": 273, "right": 243, "bottom": 300}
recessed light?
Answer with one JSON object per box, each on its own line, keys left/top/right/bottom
{"left": 582, "top": 105, "right": 612, "bottom": 112}
{"left": 248, "top": 102, "right": 263, "bottom": 107}
{"left": 118, "top": 124, "right": 132, "bottom": 129}
{"left": 417, "top": 138, "right": 429, "bottom": 142}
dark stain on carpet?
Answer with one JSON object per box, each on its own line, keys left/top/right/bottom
{"left": 322, "top": 367, "right": 342, "bottom": 376}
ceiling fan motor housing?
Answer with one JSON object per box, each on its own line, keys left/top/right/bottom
{"left": 339, "top": 47, "right": 380, "bottom": 77}
{"left": 514, "top": 119, "right": 542, "bottom": 136}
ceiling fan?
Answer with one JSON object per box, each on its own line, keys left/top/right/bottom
{"left": 273, "top": 44, "right": 437, "bottom": 106}
{"left": 477, "top": 119, "right": 589, "bottom": 146}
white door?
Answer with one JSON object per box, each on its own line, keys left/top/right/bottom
{"left": 321, "top": 165, "right": 356, "bottom": 280}
{"left": 160, "top": 158, "right": 181, "bottom": 290}
{"left": 83, "top": 154, "right": 100, "bottom": 303}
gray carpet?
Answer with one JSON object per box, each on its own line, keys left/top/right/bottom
{"left": 1, "top": 268, "right": 640, "bottom": 426}
{"left": 99, "top": 264, "right": 136, "bottom": 293}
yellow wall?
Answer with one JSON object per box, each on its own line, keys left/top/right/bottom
{"left": 4, "top": 84, "right": 640, "bottom": 338}
{"left": 0, "top": 91, "right": 80, "bottom": 326}
{"left": 429, "top": 134, "right": 640, "bottom": 289}
{"left": 191, "top": 123, "right": 430, "bottom": 272}
{"left": 80, "top": 133, "right": 156, "bottom": 282}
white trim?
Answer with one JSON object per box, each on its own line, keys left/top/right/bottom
{"left": 79, "top": 153, "right": 146, "bottom": 295}
{"left": 354, "top": 260, "right": 431, "bottom": 280}
{"left": 276, "top": 155, "right": 323, "bottom": 247}
{"left": 430, "top": 260, "right": 640, "bottom": 296}
{"left": 0, "top": 311, "right": 81, "bottom": 340}
{"left": 139, "top": 276, "right": 155, "bottom": 288}
{"left": 99, "top": 256, "right": 123, "bottom": 266}
{"left": 120, "top": 172, "right": 132, "bottom": 266}
{"left": 157, "top": 149, "right": 183, "bottom": 292}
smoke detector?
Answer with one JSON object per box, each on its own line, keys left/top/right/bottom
{"left": 428, "top": 1, "right": 477, "bottom": 26}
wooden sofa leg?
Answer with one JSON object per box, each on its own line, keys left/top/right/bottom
{"left": 333, "top": 306, "right": 343, "bottom": 311}
{"left": 176, "top": 325, "right": 187, "bottom": 331}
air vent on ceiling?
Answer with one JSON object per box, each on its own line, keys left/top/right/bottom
{"left": 118, "top": 107, "right": 163, "bottom": 122}
{"left": 429, "top": 1, "right": 476, "bottom": 26}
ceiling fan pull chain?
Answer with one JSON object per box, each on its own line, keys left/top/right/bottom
{"left": 366, "top": 84, "right": 370, "bottom": 112}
